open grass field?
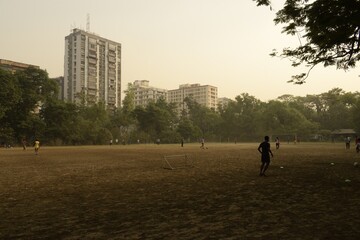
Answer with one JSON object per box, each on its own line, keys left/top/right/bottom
{"left": 1, "top": 142, "right": 360, "bottom": 239}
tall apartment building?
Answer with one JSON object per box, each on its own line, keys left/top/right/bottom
{"left": 167, "top": 83, "right": 218, "bottom": 114}
{"left": 64, "top": 28, "right": 121, "bottom": 109}
{"left": 132, "top": 80, "right": 167, "bottom": 107}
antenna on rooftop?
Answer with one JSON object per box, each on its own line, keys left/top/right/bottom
{"left": 86, "top": 13, "right": 90, "bottom": 32}
{"left": 71, "top": 22, "right": 76, "bottom": 31}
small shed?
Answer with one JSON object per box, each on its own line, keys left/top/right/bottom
{"left": 331, "top": 129, "right": 357, "bottom": 141}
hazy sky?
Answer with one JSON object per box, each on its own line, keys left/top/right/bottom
{"left": 1, "top": 0, "right": 358, "bottom": 101}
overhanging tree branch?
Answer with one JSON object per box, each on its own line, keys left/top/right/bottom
{"left": 255, "top": 0, "right": 360, "bottom": 84}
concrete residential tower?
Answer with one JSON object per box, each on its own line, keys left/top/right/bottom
{"left": 64, "top": 28, "right": 121, "bottom": 109}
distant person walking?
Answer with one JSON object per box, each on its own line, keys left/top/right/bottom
{"left": 200, "top": 138, "right": 205, "bottom": 149}
{"left": 181, "top": 138, "right": 184, "bottom": 147}
{"left": 345, "top": 137, "right": 351, "bottom": 149}
{"left": 258, "top": 136, "right": 273, "bottom": 176}
{"left": 22, "top": 138, "right": 27, "bottom": 150}
{"left": 34, "top": 139, "right": 40, "bottom": 155}
{"left": 275, "top": 137, "right": 280, "bottom": 150}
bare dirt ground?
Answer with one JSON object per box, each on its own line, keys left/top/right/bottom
{"left": 1, "top": 143, "right": 359, "bottom": 239}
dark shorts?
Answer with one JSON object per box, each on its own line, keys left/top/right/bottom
{"left": 261, "top": 156, "right": 270, "bottom": 163}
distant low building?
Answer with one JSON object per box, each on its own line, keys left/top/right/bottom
{"left": 133, "top": 80, "right": 167, "bottom": 107}
{"left": 0, "top": 59, "right": 39, "bottom": 73}
{"left": 218, "top": 97, "right": 232, "bottom": 109}
{"left": 167, "top": 83, "right": 218, "bottom": 115}
{"left": 331, "top": 129, "right": 357, "bottom": 139}
{"left": 126, "top": 81, "right": 219, "bottom": 115}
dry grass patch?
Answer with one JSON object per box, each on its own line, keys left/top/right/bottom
{"left": 1, "top": 143, "right": 359, "bottom": 239}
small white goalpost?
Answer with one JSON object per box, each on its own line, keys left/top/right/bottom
{"left": 162, "top": 154, "right": 194, "bottom": 170}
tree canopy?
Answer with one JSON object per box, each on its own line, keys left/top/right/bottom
{"left": 254, "top": 0, "right": 360, "bottom": 84}
{"left": 1, "top": 67, "right": 360, "bottom": 145}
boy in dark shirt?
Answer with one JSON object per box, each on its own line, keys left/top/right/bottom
{"left": 258, "top": 136, "right": 273, "bottom": 176}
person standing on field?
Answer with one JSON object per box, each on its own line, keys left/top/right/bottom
{"left": 275, "top": 137, "right": 280, "bottom": 150}
{"left": 258, "top": 136, "right": 273, "bottom": 176}
{"left": 200, "top": 138, "right": 205, "bottom": 149}
{"left": 345, "top": 136, "right": 351, "bottom": 149}
{"left": 22, "top": 138, "right": 27, "bottom": 150}
{"left": 356, "top": 137, "right": 360, "bottom": 153}
{"left": 34, "top": 139, "right": 40, "bottom": 155}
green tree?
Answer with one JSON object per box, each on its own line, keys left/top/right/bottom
{"left": 177, "top": 117, "right": 201, "bottom": 141}
{"left": 255, "top": 0, "right": 360, "bottom": 83}
{"left": 121, "top": 83, "right": 136, "bottom": 124}
{"left": 0, "top": 69, "right": 20, "bottom": 119}
{"left": 277, "top": 94, "right": 318, "bottom": 124}
{"left": 110, "top": 83, "right": 137, "bottom": 143}
{"left": 351, "top": 95, "right": 360, "bottom": 134}
{"left": 260, "top": 100, "right": 318, "bottom": 138}
{"left": 41, "top": 99, "right": 80, "bottom": 145}
{"left": 220, "top": 93, "right": 263, "bottom": 141}
{"left": 0, "top": 69, "right": 21, "bottom": 143}
{"left": 278, "top": 89, "right": 358, "bottom": 133}
{"left": 184, "top": 97, "right": 221, "bottom": 140}
{"left": 0, "top": 68, "right": 58, "bottom": 143}
{"left": 318, "top": 88, "right": 356, "bottom": 130}
{"left": 133, "top": 98, "right": 178, "bottom": 142}
{"left": 78, "top": 102, "right": 111, "bottom": 144}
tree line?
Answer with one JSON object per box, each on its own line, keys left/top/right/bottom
{"left": 1, "top": 68, "right": 359, "bottom": 146}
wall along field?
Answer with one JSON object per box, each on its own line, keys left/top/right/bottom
{"left": 1, "top": 143, "right": 359, "bottom": 239}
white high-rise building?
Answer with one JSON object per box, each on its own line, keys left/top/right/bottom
{"left": 167, "top": 83, "right": 218, "bottom": 115}
{"left": 132, "top": 80, "right": 167, "bottom": 107}
{"left": 64, "top": 28, "right": 121, "bottom": 109}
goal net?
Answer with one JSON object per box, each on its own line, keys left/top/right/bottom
{"left": 162, "top": 154, "right": 194, "bottom": 170}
